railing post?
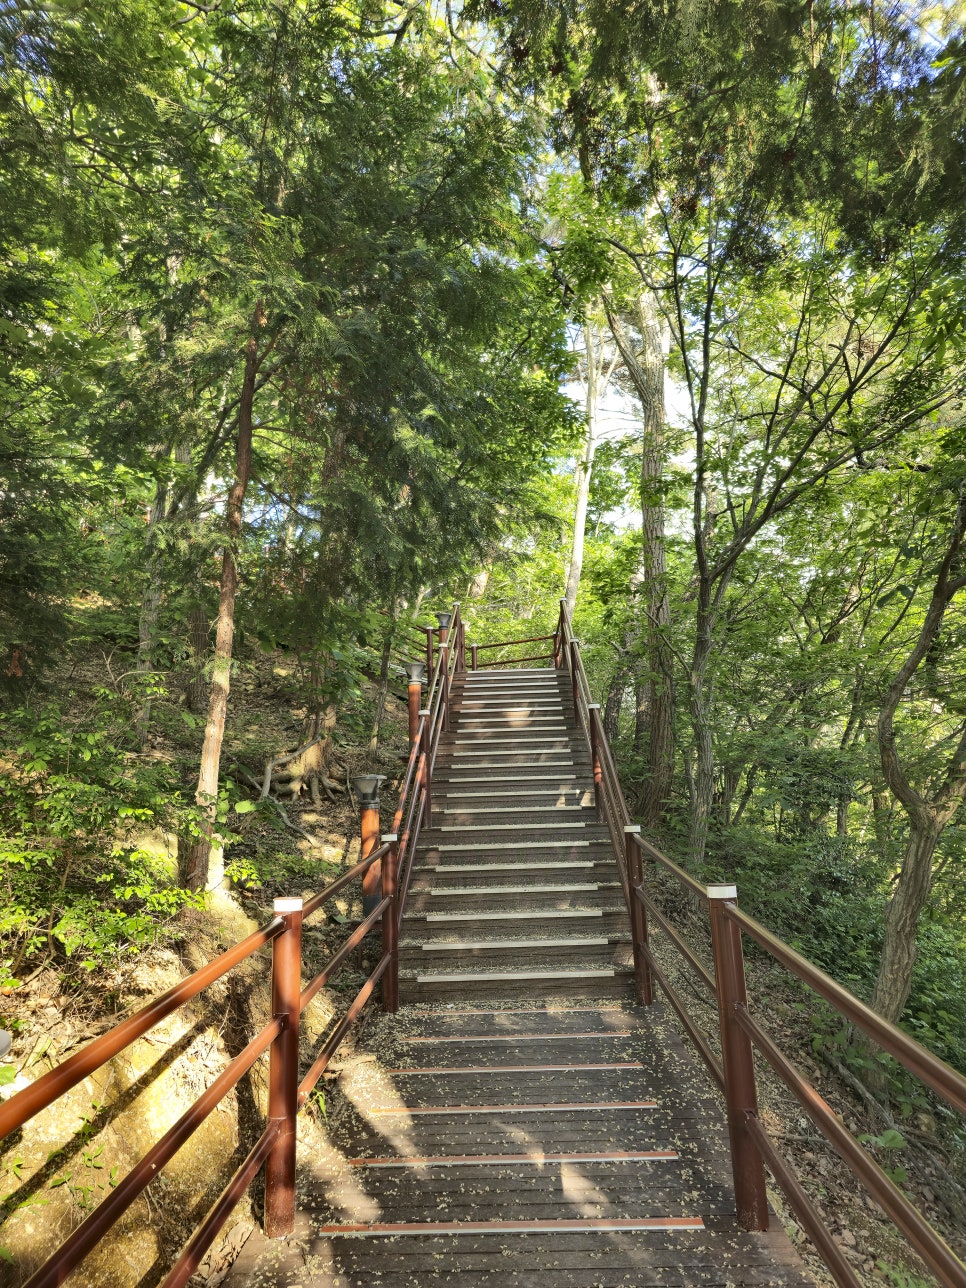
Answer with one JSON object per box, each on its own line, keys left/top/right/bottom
{"left": 624, "top": 826, "right": 653, "bottom": 1006}
{"left": 435, "top": 612, "right": 453, "bottom": 731}
{"left": 588, "top": 705, "right": 602, "bottom": 820}
{"left": 381, "top": 833, "right": 399, "bottom": 1013}
{"left": 470, "top": 644, "right": 478, "bottom": 671}
{"left": 569, "top": 639, "right": 580, "bottom": 720}
{"left": 404, "top": 662, "right": 426, "bottom": 746}
{"left": 708, "top": 884, "right": 768, "bottom": 1232}
{"left": 352, "top": 776, "right": 386, "bottom": 917}
{"left": 554, "top": 599, "right": 565, "bottom": 668}
{"left": 424, "top": 625, "right": 434, "bottom": 677}
{"left": 264, "top": 897, "right": 302, "bottom": 1239}
{"left": 420, "top": 709, "right": 432, "bottom": 825}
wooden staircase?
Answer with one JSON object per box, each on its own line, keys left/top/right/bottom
{"left": 399, "top": 667, "right": 635, "bottom": 1003}
{"left": 224, "top": 664, "right": 813, "bottom": 1288}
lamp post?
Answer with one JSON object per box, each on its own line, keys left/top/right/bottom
{"left": 352, "top": 774, "right": 387, "bottom": 917}
{"left": 435, "top": 611, "right": 452, "bottom": 644}
{"left": 403, "top": 661, "right": 426, "bottom": 745}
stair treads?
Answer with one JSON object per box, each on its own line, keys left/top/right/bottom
{"left": 309, "top": 1217, "right": 703, "bottom": 1238}
{"left": 442, "top": 777, "right": 583, "bottom": 785}
{"left": 428, "top": 884, "right": 598, "bottom": 895}
{"left": 441, "top": 790, "right": 593, "bottom": 800}
{"left": 388, "top": 1062, "right": 642, "bottom": 1074}
{"left": 370, "top": 1100, "right": 658, "bottom": 1115}
{"left": 456, "top": 718, "right": 568, "bottom": 725}
{"left": 418, "top": 937, "right": 609, "bottom": 951}
{"left": 439, "top": 826, "right": 587, "bottom": 835}
{"left": 452, "top": 748, "right": 572, "bottom": 755}
{"left": 430, "top": 865, "right": 597, "bottom": 875}
{"left": 400, "top": 1031, "right": 634, "bottom": 1043}
{"left": 349, "top": 1149, "right": 675, "bottom": 1167}
{"left": 424, "top": 908, "right": 605, "bottom": 920}
{"left": 441, "top": 805, "right": 588, "bottom": 814}
{"left": 435, "top": 840, "right": 594, "bottom": 852}
{"left": 408, "top": 1004, "right": 633, "bottom": 1015}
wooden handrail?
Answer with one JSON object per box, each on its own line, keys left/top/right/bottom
{"left": 472, "top": 633, "right": 556, "bottom": 650}
{"left": 2, "top": 829, "right": 402, "bottom": 1285}
{"left": 547, "top": 595, "right": 966, "bottom": 1287}
{"left": 725, "top": 903, "right": 966, "bottom": 1115}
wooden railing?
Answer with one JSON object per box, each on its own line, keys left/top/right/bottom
{"left": 0, "top": 600, "right": 466, "bottom": 1288}
{"left": 9, "top": 595, "right": 964, "bottom": 1287}
{"left": 552, "top": 597, "right": 966, "bottom": 1288}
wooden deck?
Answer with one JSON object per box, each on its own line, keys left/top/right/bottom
{"left": 222, "top": 669, "right": 815, "bottom": 1286}
{"left": 225, "top": 1005, "right": 813, "bottom": 1286}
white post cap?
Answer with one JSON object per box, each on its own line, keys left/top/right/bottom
{"left": 381, "top": 833, "right": 398, "bottom": 843}
{"left": 274, "top": 897, "right": 303, "bottom": 913}
{"left": 707, "top": 884, "right": 738, "bottom": 900}
{"left": 624, "top": 823, "right": 642, "bottom": 834}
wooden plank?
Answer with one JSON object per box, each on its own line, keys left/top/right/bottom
{"left": 309, "top": 1217, "right": 706, "bottom": 1237}
{"left": 369, "top": 1100, "right": 659, "bottom": 1115}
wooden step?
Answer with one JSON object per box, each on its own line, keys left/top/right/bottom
{"left": 407, "top": 909, "right": 629, "bottom": 939}
{"left": 410, "top": 866, "right": 618, "bottom": 893}
{"left": 399, "top": 937, "right": 627, "bottom": 969}
{"left": 401, "top": 966, "right": 636, "bottom": 1002}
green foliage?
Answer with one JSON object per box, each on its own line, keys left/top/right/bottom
{"left": 0, "top": 695, "right": 202, "bottom": 984}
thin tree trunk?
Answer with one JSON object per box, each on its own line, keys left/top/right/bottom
{"left": 871, "top": 821, "right": 942, "bottom": 1023}
{"left": 870, "top": 492, "right": 966, "bottom": 1023}
{"left": 564, "top": 319, "right": 599, "bottom": 616}
{"left": 605, "top": 294, "right": 674, "bottom": 831}
{"left": 603, "top": 662, "right": 629, "bottom": 743}
{"left": 565, "top": 314, "right": 619, "bottom": 615}
{"left": 185, "top": 601, "right": 209, "bottom": 714}
{"left": 185, "top": 305, "right": 265, "bottom": 891}
{"left": 632, "top": 675, "right": 648, "bottom": 756}
{"left": 134, "top": 487, "right": 167, "bottom": 746}
{"left": 369, "top": 621, "right": 395, "bottom": 751}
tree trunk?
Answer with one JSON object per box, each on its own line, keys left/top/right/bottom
{"left": 185, "top": 305, "right": 264, "bottom": 891}
{"left": 603, "top": 662, "right": 628, "bottom": 743}
{"left": 185, "top": 601, "right": 210, "bottom": 714}
{"left": 871, "top": 820, "right": 942, "bottom": 1023}
{"left": 604, "top": 294, "right": 674, "bottom": 831}
{"left": 369, "top": 622, "right": 395, "bottom": 751}
{"left": 564, "top": 318, "right": 599, "bottom": 616}
{"left": 686, "top": 586, "right": 718, "bottom": 870}
{"left": 870, "top": 492, "right": 966, "bottom": 1024}
{"left": 133, "top": 477, "right": 172, "bottom": 745}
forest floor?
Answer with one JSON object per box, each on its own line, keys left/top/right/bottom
{"left": 0, "top": 638, "right": 962, "bottom": 1287}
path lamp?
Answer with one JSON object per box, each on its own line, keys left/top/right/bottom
{"left": 435, "top": 611, "right": 452, "bottom": 643}
{"left": 403, "top": 662, "right": 427, "bottom": 745}
{"left": 352, "top": 774, "right": 387, "bottom": 917}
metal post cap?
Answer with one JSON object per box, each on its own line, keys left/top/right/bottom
{"left": 404, "top": 661, "right": 427, "bottom": 683}
{"left": 435, "top": 611, "right": 453, "bottom": 630}
{"left": 352, "top": 774, "right": 387, "bottom": 806}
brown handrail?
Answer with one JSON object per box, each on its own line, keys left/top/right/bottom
{"left": 475, "top": 651, "right": 554, "bottom": 667}
{"left": 0, "top": 917, "right": 285, "bottom": 1138}
{"left": 734, "top": 1004, "right": 966, "bottom": 1286}
{"left": 548, "top": 596, "right": 966, "bottom": 1287}
{"left": 725, "top": 903, "right": 966, "bottom": 1115}
{"left": 298, "top": 952, "right": 391, "bottom": 1104}
{"left": 22, "top": 1018, "right": 283, "bottom": 1288}
{"left": 472, "top": 633, "right": 555, "bottom": 650}
{"left": 162, "top": 1120, "right": 282, "bottom": 1288}
{"left": 742, "top": 1114, "right": 863, "bottom": 1288}
{"left": 3, "top": 825, "right": 402, "bottom": 1285}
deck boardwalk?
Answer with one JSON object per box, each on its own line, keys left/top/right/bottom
{"left": 223, "top": 670, "right": 815, "bottom": 1287}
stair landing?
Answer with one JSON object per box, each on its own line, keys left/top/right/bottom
{"left": 224, "top": 1002, "right": 813, "bottom": 1287}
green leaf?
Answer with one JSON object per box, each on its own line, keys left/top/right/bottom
{"left": 234, "top": 800, "right": 257, "bottom": 815}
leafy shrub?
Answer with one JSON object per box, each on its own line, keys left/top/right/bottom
{"left": 0, "top": 696, "right": 202, "bottom": 988}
